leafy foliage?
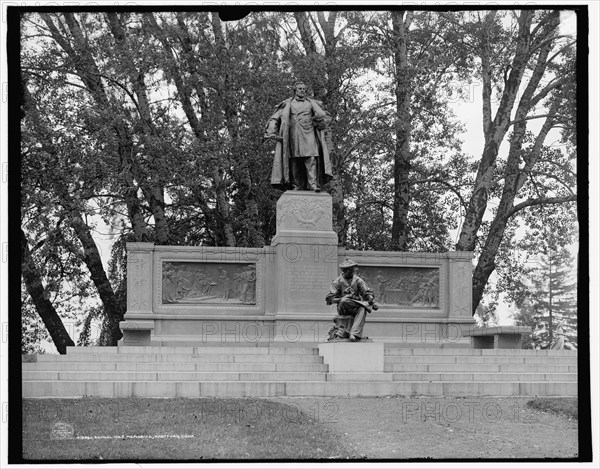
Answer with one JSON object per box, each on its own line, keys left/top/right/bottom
{"left": 19, "top": 10, "right": 579, "bottom": 350}
{"left": 510, "top": 234, "right": 578, "bottom": 349}
{"left": 21, "top": 289, "right": 51, "bottom": 354}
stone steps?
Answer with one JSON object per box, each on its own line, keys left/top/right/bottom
{"left": 385, "top": 355, "right": 577, "bottom": 364}
{"left": 68, "top": 345, "right": 320, "bottom": 355}
{"left": 384, "top": 348, "right": 577, "bottom": 356}
{"left": 22, "top": 346, "right": 578, "bottom": 398}
{"left": 36, "top": 353, "right": 324, "bottom": 364}
{"left": 22, "top": 362, "right": 329, "bottom": 372}
{"left": 22, "top": 371, "right": 329, "bottom": 382}
{"left": 154, "top": 339, "right": 323, "bottom": 348}
{"left": 391, "top": 372, "right": 577, "bottom": 382}
{"left": 384, "top": 363, "right": 577, "bottom": 373}
{"left": 26, "top": 361, "right": 575, "bottom": 373}
{"left": 23, "top": 370, "right": 392, "bottom": 383}
{"left": 21, "top": 380, "right": 577, "bottom": 398}
{"left": 281, "top": 381, "right": 577, "bottom": 397}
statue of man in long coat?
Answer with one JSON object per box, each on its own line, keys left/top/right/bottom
{"left": 264, "top": 82, "right": 333, "bottom": 192}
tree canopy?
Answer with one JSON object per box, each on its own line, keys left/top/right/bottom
{"left": 18, "top": 9, "right": 580, "bottom": 351}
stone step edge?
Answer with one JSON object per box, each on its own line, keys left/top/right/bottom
{"left": 34, "top": 363, "right": 574, "bottom": 369}
{"left": 24, "top": 365, "right": 576, "bottom": 373}
{"left": 22, "top": 375, "right": 577, "bottom": 382}
{"left": 384, "top": 351, "right": 578, "bottom": 356}
{"left": 384, "top": 361, "right": 578, "bottom": 366}
{"left": 34, "top": 353, "right": 323, "bottom": 364}
{"left": 64, "top": 350, "right": 319, "bottom": 356}
{"left": 22, "top": 381, "right": 578, "bottom": 398}
{"left": 386, "top": 365, "right": 579, "bottom": 368}
{"left": 44, "top": 354, "right": 579, "bottom": 361}
{"left": 63, "top": 345, "right": 577, "bottom": 354}
{"left": 389, "top": 371, "right": 578, "bottom": 375}
{"left": 28, "top": 363, "right": 323, "bottom": 369}
{"left": 22, "top": 380, "right": 578, "bottom": 385}
{"left": 22, "top": 372, "right": 330, "bottom": 378}
{"left": 22, "top": 369, "right": 577, "bottom": 376}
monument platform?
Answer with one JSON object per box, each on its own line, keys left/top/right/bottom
{"left": 22, "top": 344, "right": 578, "bottom": 398}
{"left": 119, "top": 190, "right": 476, "bottom": 346}
{"left": 32, "top": 190, "right": 577, "bottom": 400}
{"left": 318, "top": 342, "right": 384, "bottom": 372}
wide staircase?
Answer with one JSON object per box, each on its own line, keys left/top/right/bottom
{"left": 22, "top": 344, "right": 578, "bottom": 398}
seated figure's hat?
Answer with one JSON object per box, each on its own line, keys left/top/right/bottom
{"left": 339, "top": 259, "right": 358, "bottom": 269}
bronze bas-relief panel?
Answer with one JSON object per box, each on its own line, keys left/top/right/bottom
{"left": 357, "top": 266, "right": 440, "bottom": 308}
{"left": 162, "top": 261, "right": 256, "bottom": 305}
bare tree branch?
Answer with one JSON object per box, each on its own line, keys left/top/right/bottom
{"left": 528, "top": 34, "right": 573, "bottom": 57}
{"left": 412, "top": 178, "right": 468, "bottom": 211}
{"left": 311, "top": 12, "right": 326, "bottom": 47}
{"left": 508, "top": 195, "right": 577, "bottom": 217}
{"left": 531, "top": 75, "right": 571, "bottom": 106}
{"left": 523, "top": 170, "right": 576, "bottom": 196}
{"left": 508, "top": 113, "right": 563, "bottom": 126}
{"left": 544, "top": 40, "right": 577, "bottom": 67}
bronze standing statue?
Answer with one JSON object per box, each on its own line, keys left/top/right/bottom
{"left": 326, "top": 259, "right": 378, "bottom": 341}
{"left": 264, "top": 82, "right": 333, "bottom": 192}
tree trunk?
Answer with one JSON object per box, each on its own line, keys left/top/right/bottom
{"left": 294, "top": 12, "right": 319, "bottom": 55}
{"left": 211, "top": 14, "right": 264, "bottom": 247}
{"left": 466, "top": 12, "right": 561, "bottom": 312}
{"left": 146, "top": 12, "right": 237, "bottom": 246}
{"left": 116, "top": 136, "right": 149, "bottom": 242}
{"left": 106, "top": 12, "right": 170, "bottom": 244}
{"left": 21, "top": 230, "right": 75, "bottom": 354}
{"left": 211, "top": 167, "right": 236, "bottom": 247}
{"left": 470, "top": 107, "right": 558, "bottom": 311}
{"left": 58, "top": 190, "right": 123, "bottom": 344}
{"left": 330, "top": 173, "right": 347, "bottom": 245}
{"left": 391, "top": 10, "right": 411, "bottom": 251}
{"left": 455, "top": 11, "right": 534, "bottom": 252}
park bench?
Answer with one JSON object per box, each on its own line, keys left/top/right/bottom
{"left": 462, "top": 326, "right": 531, "bottom": 349}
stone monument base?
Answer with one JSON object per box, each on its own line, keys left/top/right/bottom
{"left": 326, "top": 338, "right": 374, "bottom": 343}
{"left": 120, "top": 190, "right": 475, "bottom": 346}
{"left": 318, "top": 342, "right": 384, "bottom": 372}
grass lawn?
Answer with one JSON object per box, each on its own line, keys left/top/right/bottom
{"left": 22, "top": 397, "right": 358, "bottom": 461}
{"left": 526, "top": 397, "right": 578, "bottom": 420}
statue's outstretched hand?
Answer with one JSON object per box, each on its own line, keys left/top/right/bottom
{"left": 313, "top": 118, "right": 327, "bottom": 130}
{"left": 264, "top": 133, "right": 282, "bottom": 142}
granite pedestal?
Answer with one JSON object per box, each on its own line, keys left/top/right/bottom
{"left": 318, "top": 342, "right": 384, "bottom": 372}
{"left": 119, "top": 190, "right": 475, "bottom": 346}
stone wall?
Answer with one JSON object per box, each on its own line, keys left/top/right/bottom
{"left": 120, "top": 191, "right": 475, "bottom": 345}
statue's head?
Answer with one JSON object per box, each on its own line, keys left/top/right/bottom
{"left": 293, "top": 81, "right": 308, "bottom": 98}
{"left": 339, "top": 259, "right": 358, "bottom": 280}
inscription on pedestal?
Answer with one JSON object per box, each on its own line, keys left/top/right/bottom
{"left": 127, "top": 253, "right": 151, "bottom": 311}
{"left": 287, "top": 263, "right": 330, "bottom": 300}
{"left": 272, "top": 191, "right": 338, "bottom": 314}
{"left": 449, "top": 260, "right": 472, "bottom": 316}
